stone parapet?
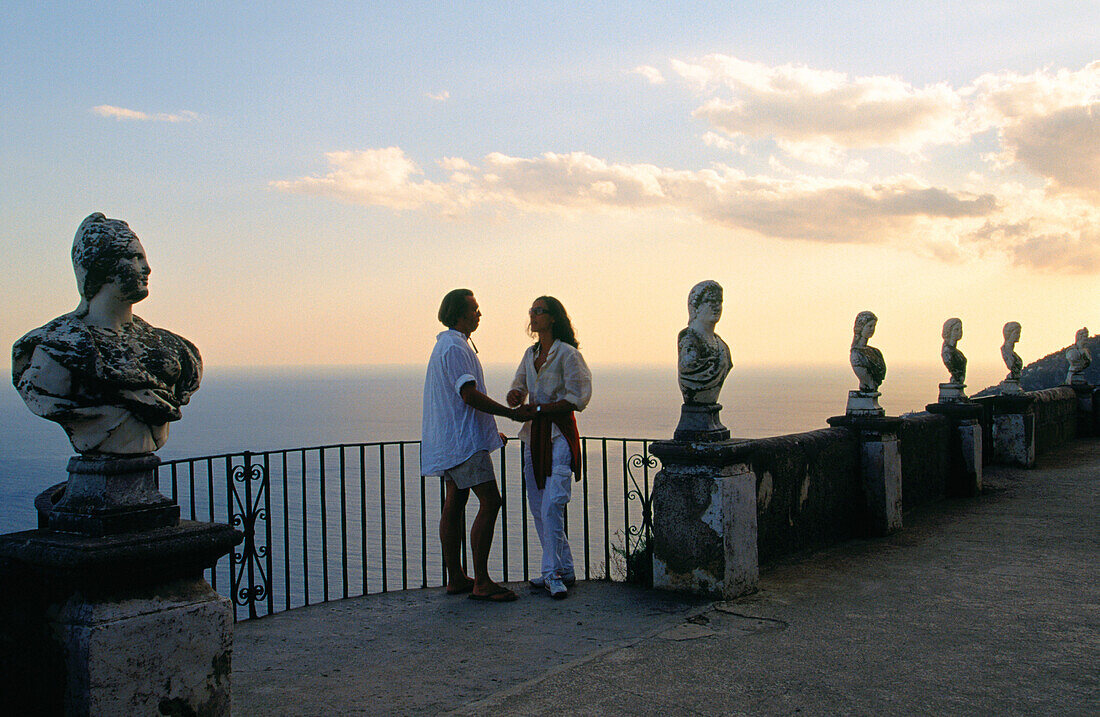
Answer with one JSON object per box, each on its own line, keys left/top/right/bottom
{"left": 827, "top": 415, "right": 903, "bottom": 535}
{"left": 926, "top": 401, "right": 984, "bottom": 497}
{"left": 650, "top": 439, "right": 757, "bottom": 599}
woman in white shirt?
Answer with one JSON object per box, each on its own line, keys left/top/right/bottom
{"left": 506, "top": 296, "right": 592, "bottom": 599}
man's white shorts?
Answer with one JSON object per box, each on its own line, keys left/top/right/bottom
{"left": 441, "top": 450, "right": 496, "bottom": 490}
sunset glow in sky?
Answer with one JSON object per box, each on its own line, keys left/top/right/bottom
{"left": 2, "top": 2, "right": 1097, "bottom": 376}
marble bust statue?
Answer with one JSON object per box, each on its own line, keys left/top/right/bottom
{"left": 677, "top": 280, "right": 732, "bottom": 405}
{"left": 1065, "top": 327, "right": 1091, "bottom": 384}
{"left": 850, "top": 311, "right": 886, "bottom": 393}
{"left": 941, "top": 318, "right": 966, "bottom": 385}
{"left": 11, "top": 213, "right": 202, "bottom": 455}
{"left": 1001, "top": 322, "right": 1023, "bottom": 381}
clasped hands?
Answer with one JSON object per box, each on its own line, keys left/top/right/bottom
{"left": 506, "top": 388, "right": 538, "bottom": 422}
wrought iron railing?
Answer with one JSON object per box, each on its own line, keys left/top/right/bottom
{"left": 158, "top": 437, "right": 658, "bottom": 622}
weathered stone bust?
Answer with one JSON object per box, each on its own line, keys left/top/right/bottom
{"left": 1066, "top": 327, "right": 1091, "bottom": 384}
{"left": 11, "top": 213, "right": 202, "bottom": 455}
{"left": 850, "top": 311, "right": 886, "bottom": 392}
{"left": 1001, "top": 322, "right": 1023, "bottom": 380}
{"left": 941, "top": 318, "right": 966, "bottom": 385}
{"left": 677, "top": 280, "right": 732, "bottom": 405}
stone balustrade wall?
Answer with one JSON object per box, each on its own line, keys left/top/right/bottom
{"left": 1030, "top": 387, "right": 1077, "bottom": 452}
{"left": 740, "top": 388, "right": 1078, "bottom": 568}
{"left": 743, "top": 427, "right": 861, "bottom": 566}
{"left": 897, "top": 413, "right": 953, "bottom": 510}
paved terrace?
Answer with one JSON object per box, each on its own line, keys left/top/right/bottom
{"left": 234, "top": 438, "right": 1099, "bottom": 716}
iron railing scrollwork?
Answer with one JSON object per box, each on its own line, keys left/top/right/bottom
{"left": 623, "top": 450, "right": 660, "bottom": 586}
{"left": 229, "top": 452, "right": 271, "bottom": 620}
{"left": 159, "top": 437, "right": 656, "bottom": 622}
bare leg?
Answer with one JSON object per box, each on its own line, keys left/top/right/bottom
{"left": 440, "top": 479, "right": 473, "bottom": 591}
{"left": 468, "top": 480, "right": 502, "bottom": 592}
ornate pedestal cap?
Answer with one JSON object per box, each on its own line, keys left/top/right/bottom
{"left": 845, "top": 390, "right": 885, "bottom": 417}
{"left": 999, "top": 378, "right": 1024, "bottom": 395}
{"left": 937, "top": 383, "right": 969, "bottom": 403}
{"left": 673, "top": 403, "right": 731, "bottom": 442}
{"left": 926, "top": 400, "right": 984, "bottom": 420}
{"left": 42, "top": 454, "right": 179, "bottom": 537}
{"left": 989, "top": 392, "right": 1035, "bottom": 414}
{"left": 827, "top": 413, "right": 902, "bottom": 434}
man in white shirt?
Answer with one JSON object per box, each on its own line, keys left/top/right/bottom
{"left": 422, "top": 289, "right": 531, "bottom": 602}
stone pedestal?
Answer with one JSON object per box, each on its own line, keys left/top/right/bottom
{"left": 989, "top": 394, "right": 1035, "bottom": 467}
{"left": 0, "top": 456, "right": 241, "bottom": 715}
{"left": 57, "top": 578, "right": 231, "bottom": 715}
{"left": 674, "top": 403, "right": 731, "bottom": 442}
{"left": 650, "top": 439, "right": 757, "bottom": 599}
{"left": 1070, "top": 384, "right": 1097, "bottom": 437}
{"left": 999, "top": 378, "right": 1023, "bottom": 395}
{"left": 937, "top": 382, "right": 967, "bottom": 403}
{"left": 845, "top": 390, "right": 884, "bottom": 417}
{"left": 48, "top": 454, "right": 180, "bottom": 536}
{"left": 926, "top": 401, "right": 983, "bottom": 497}
{"left": 827, "top": 415, "right": 903, "bottom": 535}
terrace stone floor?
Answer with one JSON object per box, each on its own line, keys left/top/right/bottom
{"left": 234, "top": 438, "right": 1099, "bottom": 715}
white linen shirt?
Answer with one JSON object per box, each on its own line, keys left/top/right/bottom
{"left": 510, "top": 339, "right": 593, "bottom": 443}
{"left": 421, "top": 330, "right": 503, "bottom": 476}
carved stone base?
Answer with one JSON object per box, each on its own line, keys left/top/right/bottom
{"left": 674, "top": 403, "right": 731, "bottom": 442}
{"left": 845, "top": 390, "right": 884, "bottom": 417}
{"left": 937, "top": 382, "right": 968, "bottom": 403}
{"left": 989, "top": 394, "right": 1035, "bottom": 467}
{"left": 827, "top": 415, "right": 902, "bottom": 535}
{"left": 999, "top": 378, "right": 1023, "bottom": 395}
{"left": 927, "top": 402, "right": 984, "bottom": 497}
{"left": 45, "top": 454, "right": 179, "bottom": 537}
{"left": 1071, "top": 384, "right": 1097, "bottom": 437}
{"left": 0, "top": 521, "right": 241, "bottom": 714}
{"left": 56, "top": 578, "right": 232, "bottom": 715}
{"left": 650, "top": 439, "right": 756, "bottom": 599}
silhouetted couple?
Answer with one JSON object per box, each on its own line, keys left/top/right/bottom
{"left": 421, "top": 289, "right": 591, "bottom": 602}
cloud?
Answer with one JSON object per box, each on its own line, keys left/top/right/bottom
{"left": 272, "top": 58, "right": 1100, "bottom": 273}
{"left": 91, "top": 105, "right": 199, "bottom": 122}
{"left": 426, "top": 90, "right": 450, "bottom": 102}
{"left": 971, "top": 62, "right": 1100, "bottom": 197}
{"left": 632, "top": 65, "right": 666, "bottom": 85}
{"left": 271, "top": 147, "right": 460, "bottom": 211}
{"left": 964, "top": 184, "right": 1100, "bottom": 272}
{"left": 273, "top": 148, "right": 997, "bottom": 246}
{"left": 672, "top": 55, "right": 967, "bottom": 154}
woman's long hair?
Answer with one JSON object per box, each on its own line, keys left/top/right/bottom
{"left": 530, "top": 295, "right": 579, "bottom": 348}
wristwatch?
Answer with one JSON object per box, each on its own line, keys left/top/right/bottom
{"left": 536, "top": 405, "right": 542, "bottom": 414}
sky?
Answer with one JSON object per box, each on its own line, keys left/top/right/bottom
{"left": 1, "top": 1, "right": 1097, "bottom": 376}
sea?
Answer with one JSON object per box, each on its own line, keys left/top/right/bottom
{"left": 0, "top": 362, "right": 962, "bottom": 535}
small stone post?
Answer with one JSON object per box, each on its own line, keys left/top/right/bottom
{"left": 827, "top": 416, "right": 903, "bottom": 535}
{"left": 989, "top": 394, "right": 1036, "bottom": 467}
{"left": 651, "top": 440, "right": 758, "bottom": 599}
{"left": 926, "top": 402, "right": 983, "bottom": 497}
{"left": 1070, "top": 384, "right": 1097, "bottom": 437}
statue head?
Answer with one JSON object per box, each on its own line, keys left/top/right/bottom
{"left": 71, "top": 213, "right": 149, "bottom": 312}
{"left": 853, "top": 311, "right": 878, "bottom": 340}
{"left": 942, "top": 317, "right": 962, "bottom": 343}
{"left": 687, "top": 280, "right": 723, "bottom": 323}
{"left": 1076, "top": 327, "right": 1089, "bottom": 346}
{"left": 1003, "top": 321, "right": 1021, "bottom": 343}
